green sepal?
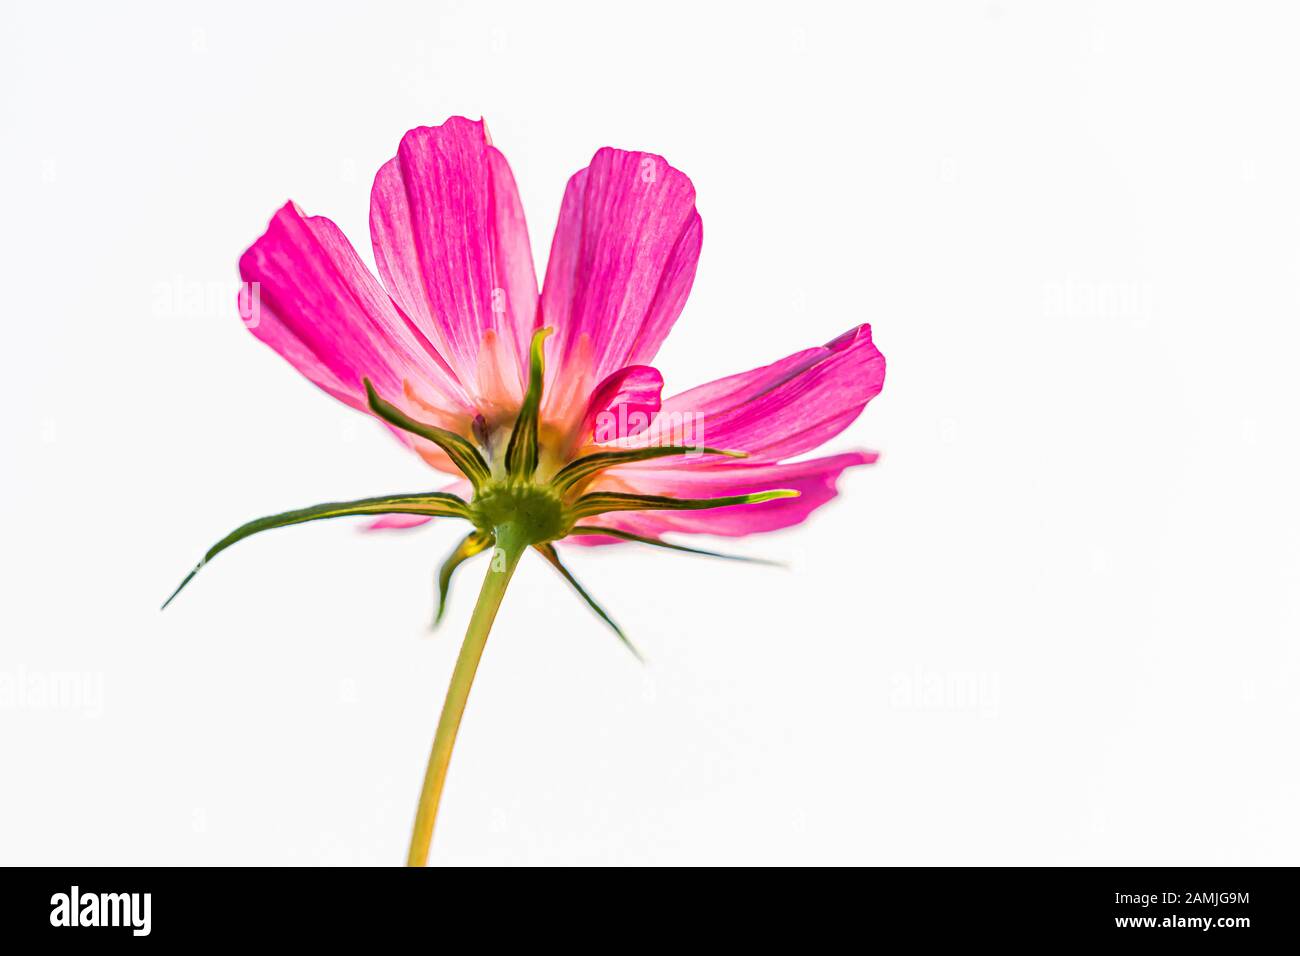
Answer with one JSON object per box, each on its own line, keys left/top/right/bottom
{"left": 550, "top": 446, "right": 747, "bottom": 494}
{"left": 504, "top": 327, "right": 552, "bottom": 479}
{"left": 434, "top": 530, "right": 494, "bottom": 627}
{"left": 365, "top": 379, "right": 491, "bottom": 491}
{"left": 567, "top": 526, "right": 784, "bottom": 566}
{"left": 162, "top": 492, "right": 471, "bottom": 609}
{"left": 535, "top": 543, "right": 643, "bottom": 662}
{"left": 568, "top": 489, "right": 799, "bottom": 521}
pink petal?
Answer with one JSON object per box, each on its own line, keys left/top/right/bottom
{"left": 541, "top": 148, "right": 702, "bottom": 386}
{"left": 638, "top": 324, "right": 885, "bottom": 462}
{"left": 581, "top": 365, "right": 663, "bottom": 443}
{"left": 364, "top": 513, "right": 436, "bottom": 531}
{"left": 370, "top": 117, "right": 539, "bottom": 406}
{"left": 239, "top": 203, "right": 470, "bottom": 424}
{"left": 573, "top": 451, "right": 876, "bottom": 542}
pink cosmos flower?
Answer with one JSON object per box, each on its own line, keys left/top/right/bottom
{"left": 167, "top": 117, "right": 885, "bottom": 864}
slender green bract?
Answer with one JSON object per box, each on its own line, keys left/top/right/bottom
{"left": 504, "top": 328, "right": 551, "bottom": 478}
{"left": 550, "top": 446, "right": 745, "bottom": 494}
{"left": 434, "top": 531, "right": 494, "bottom": 626}
{"left": 161, "top": 492, "right": 471, "bottom": 609}
{"left": 535, "top": 542, "right": 641, "bottom": 661}
{"left": 365, "top": 379, "right": 492, "bottom": 490}
{"left": 568, "top": 526, "right": 784, "bottom": 565}
{"left": 569, "top": 488, "right": 798, "bottom": 521}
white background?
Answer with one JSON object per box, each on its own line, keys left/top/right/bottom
{"left": 3, "top": 1, "right": 1297, "bottom": 865}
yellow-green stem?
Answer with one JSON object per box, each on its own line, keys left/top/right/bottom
{"left": 406, "top": 523, "right": 527, "bottom": 866}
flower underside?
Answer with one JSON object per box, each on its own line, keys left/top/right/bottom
{"left": 163, "top": 117, "right": 890, "bottom": 867}
{"left": 164, "top": 327, "right": 796, "bottom": 651}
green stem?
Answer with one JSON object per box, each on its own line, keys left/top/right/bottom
{"left": 406, "top": 523, "right": 527, "bottom": 867}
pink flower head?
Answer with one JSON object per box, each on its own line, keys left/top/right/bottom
{"left": 167, "top": 117, "right": 885, "bottom": 632}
